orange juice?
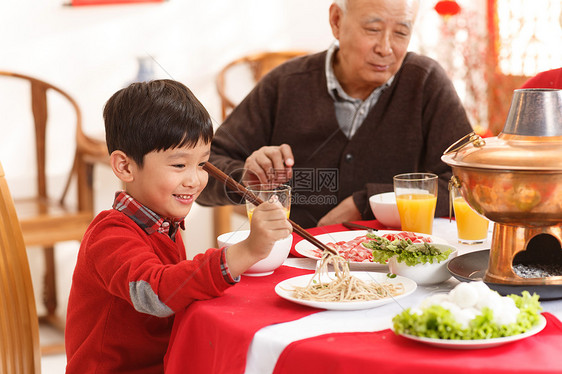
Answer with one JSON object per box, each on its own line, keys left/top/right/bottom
{"left": 396, "top": 193, "right": 437, "bottom": 234}
{"left": 453, "top": 197, "right": 489, "bottom": 242}
{"left": 247, "top": 207, "right": 290, "bottom": 222}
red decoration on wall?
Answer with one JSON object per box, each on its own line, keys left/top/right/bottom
{"left": 434, "top": 0, "right": 461, "bottom": 17}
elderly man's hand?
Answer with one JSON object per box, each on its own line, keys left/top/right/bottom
{"left": 317, "top": 195, "right": 362, "bottom": 227}
{"left": 243, "top": 144, "right": 294, "bottom": 186}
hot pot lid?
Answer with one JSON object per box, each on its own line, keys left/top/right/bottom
{"left": 441, "top": 132, "right": 562, "bottom": 171}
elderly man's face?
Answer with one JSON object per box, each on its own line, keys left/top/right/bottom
{"left": 330, "top": 0, "right": 418, "bottom": 98}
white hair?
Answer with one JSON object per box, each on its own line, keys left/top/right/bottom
{"left": 333, "top": 0, "right": 348, "bottom": 12}
{"left": 334, "top": 0, "right": 420, "bottom": 14}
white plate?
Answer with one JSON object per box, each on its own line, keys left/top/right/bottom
{"left": 395, "top": 314, "right": 547, "bottom": 349}
{"left": 294, "top": 230, "right": 449, "bottom": 271}
{"left": 275, "top": 271, "right": 417, "bottom": 311}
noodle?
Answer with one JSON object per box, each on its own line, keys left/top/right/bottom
{"left": 293, "top": 251, "right": 405, "bottom": 302}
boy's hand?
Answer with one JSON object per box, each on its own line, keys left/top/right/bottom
{"left": 246, "top": 202, "right": 292, "bottom": 258}
{"left": 226, "top": 202, "right": 292, "bottom": 278}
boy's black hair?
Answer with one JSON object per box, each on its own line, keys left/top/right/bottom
{"left": 103, "top": 79, "right": 213, "bottom": 166}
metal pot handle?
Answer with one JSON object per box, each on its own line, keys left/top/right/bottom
{"left": 448, "top": 176, "right": 461, "bottom": 222}
{"left": 443, "top": 131, "right": 486, "bottom": 155}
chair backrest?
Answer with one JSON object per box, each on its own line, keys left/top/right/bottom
{"left": 0, "top": 70, "right": 103, "bottom": 211}
{"left": 0, "top": 161, "right": 41, "bottom": 374}
{"left": 0, "top": 71, "right": 81, "bottom": 200}
{"left": 216, "top": 51, "right": 308, "bottom": 120}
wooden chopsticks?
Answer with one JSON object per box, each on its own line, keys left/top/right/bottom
{"left": 342, "top": 221, "right": 378, "bottom": 232}
{"left": 203, "top": 162, "right": 339, "bottom": 256}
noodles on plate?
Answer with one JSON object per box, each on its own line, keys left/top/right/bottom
{"left": 292, "top": 251, "right": 405, "bottom": 302}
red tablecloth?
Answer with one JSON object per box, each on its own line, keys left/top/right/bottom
{"left": 165, "top": 220, "right": 562, "bottom": 374}
{"left": 164, "top": 265, "right": 316, "bottom": 374}
{"left": 272, "top": 313, "right": 562, "bottom": 374}
{"left": 290, "top": 219, "right": 387, "bottom": 257}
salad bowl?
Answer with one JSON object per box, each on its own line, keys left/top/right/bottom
{"left": 387, "top": 243, "right": 458, "bottom": 285}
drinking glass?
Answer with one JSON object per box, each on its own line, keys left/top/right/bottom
{"left": 245, "top": 184, "right": 291, "bottom": 222}
{"left": 393, "top": 173, "right": 438, "bottom": 234}
{"left": 451, "top": 185, "right": 489, "bottom": 244}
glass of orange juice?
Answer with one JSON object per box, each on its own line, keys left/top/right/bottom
{"left": 451, "top": 185, "right": 489, "bottom": 244}
{"left": 393, "top": 173, "right": 438, "bottom": 234}
{"left": 245, "top": 184, "right": 291, "bottom": 222}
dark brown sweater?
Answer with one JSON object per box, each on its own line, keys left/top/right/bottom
{"left": 198, "top": 51, "right": 473, "bottom": 228}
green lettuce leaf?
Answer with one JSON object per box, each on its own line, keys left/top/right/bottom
{"left": 392, "top": 291, "right": 542, "bottom": 340}
{"left": 363, "top": 235, "right": 451, "bottom": 266}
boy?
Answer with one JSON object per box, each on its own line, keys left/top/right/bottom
{"left": 65, "top": 80, "right": 292, "bottom": 373}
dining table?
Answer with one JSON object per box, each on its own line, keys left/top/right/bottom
{"left": 164, "top": 218, "right": 562, "bottom": 374}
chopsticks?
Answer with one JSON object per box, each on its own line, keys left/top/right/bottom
{"left": 203, "top": 162, "right": 339, "bottom": 256}
{"left": 342, "top": 221, "right": 378, "bottom": 233}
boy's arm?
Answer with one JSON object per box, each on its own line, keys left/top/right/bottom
{"left": 87, "top": 223, "right": 234, "bottom": 316}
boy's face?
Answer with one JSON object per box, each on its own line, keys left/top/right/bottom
{"left": 126, "top": 140, "right": 211, "bottom": 219}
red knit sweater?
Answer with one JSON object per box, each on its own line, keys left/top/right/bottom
{"left": 65, "top": 209, "right": 234, "bottom": 373}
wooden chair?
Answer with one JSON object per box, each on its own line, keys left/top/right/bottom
{"left": 216, "top": 50, "right": 308, "bottom": 119}
{"left": 212, "top": 51, "right": 308, "bottom": 239}
{"left": 0, "top": 161, "right": 41, "bottom": 374}
{"left": 0, "top": 71, "right": 107, "bottom": 344}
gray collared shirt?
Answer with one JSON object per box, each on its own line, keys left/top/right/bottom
{"left": 325, "top": 42, "right": 393, "bottom": 139}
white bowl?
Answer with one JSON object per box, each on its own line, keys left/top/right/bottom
{"left": 369, "top": 192, "right": 401, "bottom": 229}
{"left": 387, "top": 244, "right": 458, "bottom": 286}
{"left": 217, "top": 230, "right": 292, "bottom": 277}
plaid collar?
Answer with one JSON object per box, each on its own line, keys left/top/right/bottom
{"left": 112, "top": 191, "right": 185, "bottom": 240}
{"left": 325, "top": 42, "right": 394, "bottom": 102}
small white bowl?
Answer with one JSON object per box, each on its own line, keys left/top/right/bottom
{"left": 369, "top": 192, "right": 401, "bottom": 229}
{"left": 217, "top": 230, "right": 292, "bottom": 277}
{"left": 387, "top": 243, "right": 458, "bottom": 286}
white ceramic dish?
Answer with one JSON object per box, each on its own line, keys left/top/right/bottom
{"left": 394, "top": 314, "right": 547, "bottom": 349}
{"left": 388, "top": 243, "right": 458, "bottom": 286}
{"left": 369, "top": 192, "right": 401, "bottom": 229}
{"left": 217, "top": 230, "right": 292, "bottom": 276}
{"left": 275, "top": 271, "right": 417, "bottom": 310}
{"left": 294, "top": 230, "right": 449, "bottom": 271}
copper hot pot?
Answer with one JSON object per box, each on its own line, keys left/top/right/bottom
{"left": 442, "top": 88, "right": 562, "bottom": 287}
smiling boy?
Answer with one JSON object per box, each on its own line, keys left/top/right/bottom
{"left": 65, "top": 80, "right": 291, "bottom": 373}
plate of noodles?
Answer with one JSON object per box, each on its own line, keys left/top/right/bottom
{"left": 275, "top": 271, "right": 417, "bottom": 311}
{"left": 294, "top": 230, "right": 448, "bottom": 271}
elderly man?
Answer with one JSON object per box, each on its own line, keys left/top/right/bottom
{"left": 198, "top": 0, "right": 473, "bottom": 228}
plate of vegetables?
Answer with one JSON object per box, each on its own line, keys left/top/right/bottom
{"left": 392, "top": 281, "right": 546, "bottom": 349}
{"left": 294, "top": 230, "right": 448, "bottom": 271}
